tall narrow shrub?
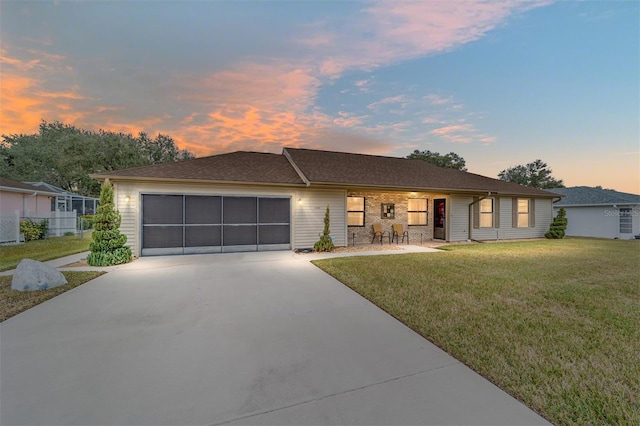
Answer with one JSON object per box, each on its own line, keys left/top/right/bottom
{"left": 313, "top": 205, "right": 335, "bottom": 252}
{"left": 545, "top": 208, "right": 568, "bottom": 239}
{"left": 87, "top": 181, "right": 132, "bottom": 266}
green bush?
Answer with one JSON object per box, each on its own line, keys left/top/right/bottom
{"left": 86, "top": 247, "right": 132, "bottom": 267}
{"left": 80, "top": 214, "right": 94, "bottom": 230}
{"left": 545, "top": 208, "right": 568, "bottom": 239}
{"left": 20, "top": 219, "right": 49, "bottom": 241}
{"left": 313, "top": 205, "right": 335, "bottom": 252}
{"left": 87, "top": 181, "right": 132, "bottom": 266}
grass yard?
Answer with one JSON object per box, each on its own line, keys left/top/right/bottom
{"left": 313, "top": 238, "right": 640, "bottom": 425}
{"left": 0, "top": 271, "right": 104, "bottom": 322}
{"left": 0, "top": 231, "right": 92, "bottom": 272}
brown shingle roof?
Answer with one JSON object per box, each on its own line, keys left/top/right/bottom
{"left": 91, "top": 147, "right": 558, "bottom": 197}
{"left": 92, "top": 151, "right": 305, "bottom": 185}
{"left": 284, "top": 147, "right": 558, "bottom": 197}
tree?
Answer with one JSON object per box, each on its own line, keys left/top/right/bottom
{"left": 86, "top": 181, "right": 132, "bottom": 266}
{"left": 498, "top": 159, "right": 564, "bottom": 189}
{"left": 313, "top": 205, "right": 335, "bottom": 252}
{"left": 545, "top": 208, "right": 568, "bottom": 239}
{"left": 407, "top": 150, "right": 467, "bottom": 171}
{"left": 0, "top": 120, "right": 194, "bottom": 197}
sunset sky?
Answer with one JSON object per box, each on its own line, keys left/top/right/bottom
{"left": 1, "top": 1, "right": 638, "bottom": 193}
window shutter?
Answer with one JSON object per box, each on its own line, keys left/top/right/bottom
{"left": 512, "top": 198, "right": 518, "bottom": 228}
{"left": 530, "top": 199, "right": 536, "bottom": 228}
{"left": 473, "top": 197, "right": 479, "bottom": 229}
{"left": 494, "top": 197, "right": 500, "bottom": 228}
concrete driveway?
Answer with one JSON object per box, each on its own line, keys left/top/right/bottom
{"left": 1, "top": 251, "right": 550, "bottom": 426}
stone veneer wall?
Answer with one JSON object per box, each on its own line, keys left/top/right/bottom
{"left": 347, "top": 191, "right": 433, "bottom": 246}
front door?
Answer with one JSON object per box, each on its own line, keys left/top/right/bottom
{"left": 434, "top": 198, "right": 446, "bottom": 240}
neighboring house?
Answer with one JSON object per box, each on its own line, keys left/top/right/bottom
{"left": 548, "top": 187, "right": 640, "bottom": 239}
{"left": 0, "top": 177, "right": 59, "bottom": 243}
{"left": 0, "top": 177, "right": 59, "bottom": 216}
{"left": 92, "top": 147, "right": 559, "bottom": 257}
{"left": 25, "top": 182, "right": 99, "bottom": 216}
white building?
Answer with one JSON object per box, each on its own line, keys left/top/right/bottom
{"left": 549, "top": 187, "right": 640, "bottom": 239}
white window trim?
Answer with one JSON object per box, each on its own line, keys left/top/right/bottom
{"left": 408, "top": 198, "right": 428, "bottom": 226}
{"left": 347, "top": 196, "right": 365, "bottom": 227}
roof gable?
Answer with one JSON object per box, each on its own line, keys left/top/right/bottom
{"left": 549, "top": 187, "right": 640, "bottom": 206}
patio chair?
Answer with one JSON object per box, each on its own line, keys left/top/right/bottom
{"left": 391, "top": 224, "right": 409, "bottom": 244}
{"left": 371, "top": 223, "right": 390, "bottom": 245}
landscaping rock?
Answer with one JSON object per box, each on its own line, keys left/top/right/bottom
{"left": 11, "top": 259, "right": 67, "bottom": 292}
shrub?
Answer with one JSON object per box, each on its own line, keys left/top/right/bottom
{"left": 545, "top": 208, "right": 568, "bottom": 239}
{"left": 313, "top": 205, "right": 335, "bottom": 252}
{"left": 87, "top": 181, "right": 132, "bottom": 266}
{"left": 20, "top": 219, "right": 48, "bottom": 241}
{"left": 80, "top": 214, "right": 94, "bottom": 230}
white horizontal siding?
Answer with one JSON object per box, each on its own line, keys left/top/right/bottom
{"left": 474, "top": 197, "right": 552, "bottom": 240}
{"left": 496, "top": 197, "right": 552, "bottom": 240}
{"left": 452, "top": 195, "right": 554, "bottom": 241}
{"left": 449, "top": 196, "right": 469, "bottom": 242}
{"left": 554, "top": 205, "right": 640, "bottom": 239}
{"left": 294, "top": 189, "right": 346, "bottom": 249}
{"left": 113, "top": 182, "right": 137, "bottom": 253}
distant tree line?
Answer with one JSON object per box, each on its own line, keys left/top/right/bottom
{"left": 408, "top": 148, "right": 564, "bottom": 189}
{"left": 0, "top": 120, "right": 194, "bottom": 197}
{"left": 407, "top": 150, "right": 467, "bottom": 171}
{"left": 497, "top": 159, "right": 564, "bottom": 189}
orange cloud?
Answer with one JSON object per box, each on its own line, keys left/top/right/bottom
{"left": 0, "top": 73, "right": 46, "bottom": 133}
{"left": 169, "top": 62, "right": 332, "bottom": 155}
{"left": 2, "top": 1, "right": 545, "bottom": 154}
{"left": 431, "top": 124, "right": 474, "bottom": 135}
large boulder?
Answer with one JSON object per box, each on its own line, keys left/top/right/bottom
{"left": 11, "top": 259, "right": 68, "bottom": 292}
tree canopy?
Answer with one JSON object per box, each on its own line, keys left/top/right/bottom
{"left": 407, "top": 150, "right": 467, "bottom": 171}
{"left": 498, "top": 159, "right": 564, "bottom": 189}
{"left": 0, "top": 120, "right": 194, "bottom": 197}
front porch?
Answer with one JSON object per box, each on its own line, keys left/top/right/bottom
{"left": 346, "top": 190, "right": 446, "bottom": 246}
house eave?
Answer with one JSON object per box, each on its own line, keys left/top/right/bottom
{"left": 89, "top": 174, "right": 307, "bottom": 188}
{"left": 306, "top": 181, "right": 557, "bottom": 197}
{"left": 0, "top": 186, "right": 59, "bottom": 197}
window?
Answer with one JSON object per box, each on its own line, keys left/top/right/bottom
{"left": 512, "top": 198, "right": 535, "bottom": 228}
{"left": 347, "top": 196, "right": 365, "bottom": 226}
{"left": 517, "top": 199, "right": 530, "bottom": 227}
{"left": 480, "top": 199, "right": 493, "bottom": 228}
{"left": 620, "top": 208, "right": 632, "bottom": 233}
{"left": 408, "top": 198, "right": 427, "bottom": 225}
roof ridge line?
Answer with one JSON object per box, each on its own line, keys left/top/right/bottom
{"left": 282, "top": 148, "right": 310, "bottom": 187}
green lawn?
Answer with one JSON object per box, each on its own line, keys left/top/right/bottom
{"left": 0, "top": 271, "right": 104, "bottom": 322}
{"left": 313, "top": 238, "right": 640, "bottom": 425}
{"left": 0, "top": 231, "right": 92, "bottom": 272}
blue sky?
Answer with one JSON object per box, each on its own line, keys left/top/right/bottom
{"left": 1, "top": 1, "right": 638, "bottom": 192}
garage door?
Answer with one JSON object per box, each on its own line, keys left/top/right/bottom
{"left": 141, "top": 195, "right": 290, "bottom": 256}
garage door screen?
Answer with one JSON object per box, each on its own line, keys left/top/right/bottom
{"left": 142, "top": 195, "right": 290, "bottom": 255}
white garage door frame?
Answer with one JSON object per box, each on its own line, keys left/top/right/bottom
{"left": 140, "top": 193, "right": 291, "bottom": 256}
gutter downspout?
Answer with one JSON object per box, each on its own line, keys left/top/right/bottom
{"left": 468, "top": 192, "right": 491, "bottom": 242}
